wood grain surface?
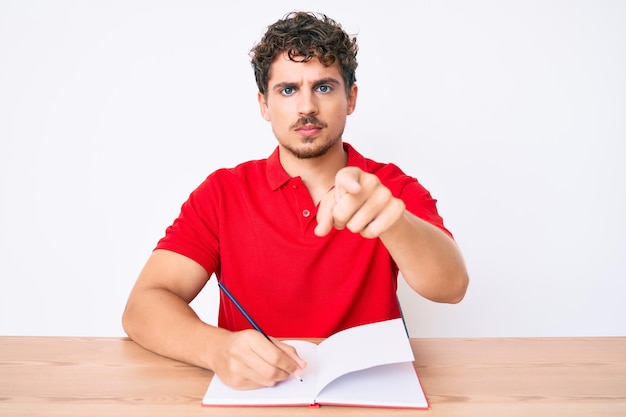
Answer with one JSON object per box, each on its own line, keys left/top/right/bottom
{"left": 1, "top": 336, "right": 625, "bottom": 416}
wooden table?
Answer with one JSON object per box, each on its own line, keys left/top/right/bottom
{"left": 1, "top": 336, "right": 625, "bottom": 416}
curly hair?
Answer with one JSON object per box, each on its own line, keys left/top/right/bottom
{"left": 250, "top": 11, "right": 358, "bottom": 96}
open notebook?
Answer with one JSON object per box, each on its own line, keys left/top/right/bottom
{"left": 202, "top": 318, "right": 429, "bottom": 409}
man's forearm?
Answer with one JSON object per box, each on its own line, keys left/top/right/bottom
{"left": 122, "top": 287, "right": 226, "bottom": 370}
{"left": 381, "top": 211, "right": 469, "bottom": 303}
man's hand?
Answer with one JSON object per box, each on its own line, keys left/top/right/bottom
{"left": 211, "top": 329, "right": 306, "bottom": 390}
{"left": 315, "top": 167, "right": 406, "bottom": 239}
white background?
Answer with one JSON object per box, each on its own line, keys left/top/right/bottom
{"left": 1, "top": 1, "right": 624, "bottom": 338}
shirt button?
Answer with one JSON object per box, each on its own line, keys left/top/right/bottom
{"left": 302, "top": 209, "right": 311, "bottom": 217}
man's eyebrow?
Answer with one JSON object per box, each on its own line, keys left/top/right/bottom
{"left": 271, "top": 81, "right": 298, "bottom": 92}
{"left": 313, "top": 77, "right": 342, "bottom": 88}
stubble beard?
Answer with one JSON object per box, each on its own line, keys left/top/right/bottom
{"left": 282, "top": 133, "right": 343, "bottom": 160}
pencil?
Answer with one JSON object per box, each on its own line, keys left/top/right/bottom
{"left": 217, "top": 281, "right": 303, "bottom": 382}
{"left": 217, "top": 281, "right": 272, "bottom": 342}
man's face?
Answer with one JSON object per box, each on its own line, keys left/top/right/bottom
{"left": 258, "top": 53, "right": 358, "bottom": 159}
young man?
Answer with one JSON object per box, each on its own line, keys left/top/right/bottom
{"left": 122, "top": 11, "right": 468, "bottom": 390}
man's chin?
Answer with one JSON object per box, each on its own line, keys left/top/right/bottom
{"left": 282, "top": 138, "right": 340, "bottom": 159}
{"left": 286, "top": 145, "right": 330, "bottom": 159}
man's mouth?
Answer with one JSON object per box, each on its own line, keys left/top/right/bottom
{"left": 296, "top": 123, "right": 323, "bottom": 135}
{"left": 293, "top": 115, "right": 327, "bottom": 137}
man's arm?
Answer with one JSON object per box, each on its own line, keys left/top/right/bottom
{"left": 122, "top": 249, "right": 305, "bottom": 389}
{"left": 379, "top": 211, "right": 468, "bottom": 303}
{"left": 315, "top": 167, "right": 469, "bottom": 303}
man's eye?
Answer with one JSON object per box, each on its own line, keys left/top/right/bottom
{"left": 317, "top": 85, "right": 332, "bottom": 93}
{"left": 281, "top": 87, "right": 295, "bottom": 95}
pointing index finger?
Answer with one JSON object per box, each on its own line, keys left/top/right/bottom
{"left": 334, "top": 167, "right": 362, "bottom": 197}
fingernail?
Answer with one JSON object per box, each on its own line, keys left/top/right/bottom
{"left": 293, "top": 369, "right": 303, "bottom": 382}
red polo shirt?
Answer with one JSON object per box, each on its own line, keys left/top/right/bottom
{"left": 155, "top": 143, "right": 450, "bottom": 338}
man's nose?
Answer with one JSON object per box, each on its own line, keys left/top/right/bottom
{"left": 297, "top": 90, "right": 319, "bottom": 115}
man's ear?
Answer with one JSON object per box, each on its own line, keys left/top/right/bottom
{"left": 347, "top": 84, "right": 358, "bottom": 115}
{"left": 258, "top": 92, "right": 270, "bottom": 121}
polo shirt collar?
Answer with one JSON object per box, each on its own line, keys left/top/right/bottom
{"left": 266, "top": 142, "right": 366, "bottom": 191}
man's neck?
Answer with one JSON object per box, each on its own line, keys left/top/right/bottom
{"left": 279, "top": 142, "right": 347, "bottom": 205}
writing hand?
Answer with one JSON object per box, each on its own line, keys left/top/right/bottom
{"left": 211, "top": 329, "right": 306, "bottom": 390}
{"left": 314, "top": 167, "right": 406, "bottom": 239}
